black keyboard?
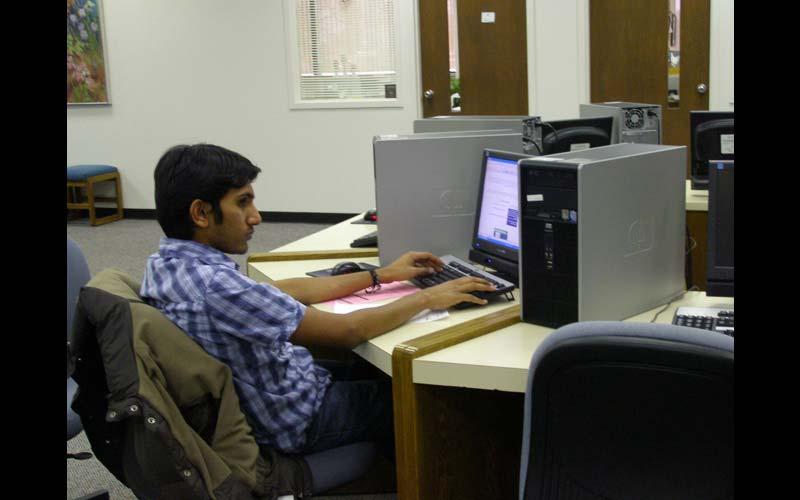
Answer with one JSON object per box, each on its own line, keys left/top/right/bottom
{"left": 410, "top": 254, "right": 515, "bottom": 309}
{"left": 672, "top": 307, "right": 734, "bottom": 338}
{"left": 350, "top": 230, "right": 378, "bottom": 248}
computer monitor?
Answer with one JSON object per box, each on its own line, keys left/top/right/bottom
{"left": 373, "top": 131, "right": 524, "bottom": 264}
{"left": 540, "top": 117, "right": 614, "bottom": 155}
{"left": 689, "top": 111, "right": 734, "bottom": 190}
{"left": 706, "top": 160, "right": 734, "bottom": 297}
{"left": 468, "top": 149, "right": 533, "bottom": 283}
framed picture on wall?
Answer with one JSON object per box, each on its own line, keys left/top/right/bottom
{"left": 67, "top": 0, "right": 111, "bottom": 105}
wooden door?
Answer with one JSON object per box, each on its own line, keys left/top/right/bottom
{"left": 419, "top": 0, "right": 528, "bottom": 117}
{"left": 590, "top": 0, "right": 710, "bottom": 177}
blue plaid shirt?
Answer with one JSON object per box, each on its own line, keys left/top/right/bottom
{"left": 140, "top": 237, "right": 331, "bottom": 453}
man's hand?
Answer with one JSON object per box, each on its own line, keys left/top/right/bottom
{"left": 377, "top": 251, "right": 444, "bottom": 283}
{"left": 421, "top": 276, "right": 497, "bottom": 309}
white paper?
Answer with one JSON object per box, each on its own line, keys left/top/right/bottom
{"left": 331, "top": 301, "right": 449, "bottom": 324}
{"left": 332, "top": 301, "right": 384, "bottom": 314}
{"left": 407, "top": 309, "right": 449, "bottom": 324}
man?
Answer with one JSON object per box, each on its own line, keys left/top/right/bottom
{"left": 141, "top": 143, "right": 496, "bottom": 458}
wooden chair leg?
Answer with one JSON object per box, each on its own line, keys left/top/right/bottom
{"left": 115, "top": 174, "right": 124, "bottom": 220}
{"left": 87, "top": 180, "right": 96, "bottom": 226}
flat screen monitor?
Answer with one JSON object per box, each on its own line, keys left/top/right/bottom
{"left": 706, "top": 160, "right": 734, "bottom": 297}
{"left": 469, "top": 149, "right": 533, "bottom": 283}
{"left": 540, "top": 117, "right": 614, "bottom": 155}
{"left": 690, "top": 111, "right": 734, "bottom": 190}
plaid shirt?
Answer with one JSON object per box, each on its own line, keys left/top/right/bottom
{"left": 140, "top": 237, "right": 331, "bottom": 453}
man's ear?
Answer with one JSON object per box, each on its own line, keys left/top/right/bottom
{"left": 189, "top": 199, "right": 212, "bottom": 228}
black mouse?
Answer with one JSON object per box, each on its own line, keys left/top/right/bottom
{"left": 363, "top": 209, "right": 377, "bottom": 222}
{"left": 331, "top": 261, "right": 362, "bottom": 276}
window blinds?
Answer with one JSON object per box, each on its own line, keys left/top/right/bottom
{"left": 295, "top": 0, "right": 398, "bottom": 101}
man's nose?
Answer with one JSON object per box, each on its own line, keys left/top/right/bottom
{"left": 248, "top": 208, "right": 262, "bottom": 225}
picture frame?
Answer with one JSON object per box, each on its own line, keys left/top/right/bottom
{"left": 67, "top": 0, "right": 111, "bottom": 105}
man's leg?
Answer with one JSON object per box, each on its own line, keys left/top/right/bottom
{"left": 303, "top": 377, "right": 395, "bottom": 462}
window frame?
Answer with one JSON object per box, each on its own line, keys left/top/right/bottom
{"left": 282, "top": 0, "right": 406, "bottom": 110}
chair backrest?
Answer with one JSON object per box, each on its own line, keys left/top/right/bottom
{"left": 67, "top": 238, "right": 91, "bottom": 338}
{"left": 67, "top": 238, "right": 91, "bottom": 440}
{"left": 519, "top": 321, "right": 734, "bottom": 500}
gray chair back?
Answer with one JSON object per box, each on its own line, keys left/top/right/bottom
{"left": 519, "top": 321, "right": 734, "bottom": 500}
{"left": 67, "top": 238, "right": 91, "bottom": 439}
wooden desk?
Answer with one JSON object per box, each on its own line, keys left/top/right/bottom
{"left": 685, "top": 180, "right": 710, "bottom": 290}
{"left": 246, "top": 221, "right": 522, "bottom": 499}
{"left": 397, "top": 291, "right": 733, "bottom": 499}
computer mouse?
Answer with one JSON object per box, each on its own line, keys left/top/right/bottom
{"left": 364, "top": 209, "right": 377, "bottom": 222}
{"left": 331, "top": 261, "right": 362, "bottom": 276}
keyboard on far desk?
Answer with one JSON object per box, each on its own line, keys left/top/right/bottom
{"left": 672, "top": 307, "right": 734, "bottom": 338}
{"left": 350, "top": 230, "right": 377, "bottom": 248}
{"left": 410, "top": 254, "right": 515, "bottom": 309}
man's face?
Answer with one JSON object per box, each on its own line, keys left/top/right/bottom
{"left": 206, "top": 184, "right": 262, "bottom": 254}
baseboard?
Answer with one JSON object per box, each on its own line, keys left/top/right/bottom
{"left": 121, "top": 209, "right": 355, "bottom": 224}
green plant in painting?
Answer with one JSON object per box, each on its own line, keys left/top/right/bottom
{"left": 67, "top": 0, "right": 108, "bottom": 103}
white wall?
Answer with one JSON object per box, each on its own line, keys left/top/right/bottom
{"left": 67, "top": 0, "right": 420, "bottom": 213}
{"left": 526, "top": 0, "right": 590, "bottom": 120}
{"left": 709, "top": 0, "right": 734, "bottom": 111}
{"left": 67, "top": 0, "right": 733, "bottom": 213}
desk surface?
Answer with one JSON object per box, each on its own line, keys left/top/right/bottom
{"left": 686, "top": 179, "right": 708, "bottom": 211}
{"left": 270, "top": 214, "right": 376, "bottom": 253}
{"left": 412, "top": 290, "right": 733, "bottom": 393}
{"left": 247, "top": 256, "right": 519, "bottom": 376}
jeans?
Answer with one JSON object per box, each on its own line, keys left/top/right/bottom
{"left": 303, "top": 359, "right": 395, "bottom": 462}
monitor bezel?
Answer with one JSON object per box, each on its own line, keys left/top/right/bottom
{"left": 470, "top": 149, "right": 533, "bottom": 279}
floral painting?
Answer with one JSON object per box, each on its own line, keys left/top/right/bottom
{"left": 67, "top": 0, "right": 110, "bottom": 104}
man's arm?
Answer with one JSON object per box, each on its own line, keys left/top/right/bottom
{"left": 270, "top": 251, "right": 444, "bottom": 305}
{"left": 289, "top": 276, "right": 496, "bottom": 349}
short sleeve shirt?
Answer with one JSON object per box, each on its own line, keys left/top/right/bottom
{"left": 140, "top": 237, "right": 331, "bottom": 453}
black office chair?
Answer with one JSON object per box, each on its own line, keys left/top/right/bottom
{"left": 69, "top": 268, "right": 386, "bottom": 499}
{"left": 519, "top": 321, "right": 734, "bottom": 500}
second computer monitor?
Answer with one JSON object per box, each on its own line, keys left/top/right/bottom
{"left": 540, "top": 116, "right": 614, "bottom": 155}
{"left": 690, "top": 111, "right": 734, "bottom": 190}
{"left": 469, "top": 149, "right": 534, "bottom": 283}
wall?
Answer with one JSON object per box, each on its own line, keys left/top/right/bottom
{"left": 709, "top": 0, "right": 734, "bottom": 111}
{"left": 67, "top": 0, "right": 420, "bottom": 213}
{"left": 67, "top": 0, "right": 734, "bottom": 213}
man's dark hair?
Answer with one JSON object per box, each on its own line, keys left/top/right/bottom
{"left": 154, "top": 144, "right": 261, "bottom": 240}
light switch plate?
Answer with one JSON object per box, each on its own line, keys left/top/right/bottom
{"left": 481, "top": 12, "right": 496, "bottom": 23}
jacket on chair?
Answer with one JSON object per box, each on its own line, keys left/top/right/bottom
{"left": 68, "top": 268, "right": 313, "bottom": 499}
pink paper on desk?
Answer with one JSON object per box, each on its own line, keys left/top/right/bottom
{"left": 322, "top": 281, "right": 421, "bottom": 308}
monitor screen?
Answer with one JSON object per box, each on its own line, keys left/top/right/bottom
{"left": 706, "top": 160, "right": 734, "bottom": 297}
{"left": 470, "top": 149, "right": 532, "bottom": 282}
{"left": 540, "top": 116, "right": 614, "bottom": 155}
{"left": 690, "top": 111, "right": 734, "bottom": 190}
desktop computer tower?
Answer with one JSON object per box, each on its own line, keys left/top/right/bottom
{"left": 518, "top": 143, "right": 686, "bottom": 328}
{"left": 580, "top": 102, "right": 662, "bottom": 145}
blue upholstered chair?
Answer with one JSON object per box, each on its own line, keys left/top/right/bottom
{"left": 67, "top": 238, "right": 91, "bottom": 440}
{"left": 67, "top": 238, "right": 110, "bottom": 499}
{"left": 67, "top": 164, "right": 124, "bottom": 226}
{"left": 519, "top": 321, "right": 734, "bottom": 500}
